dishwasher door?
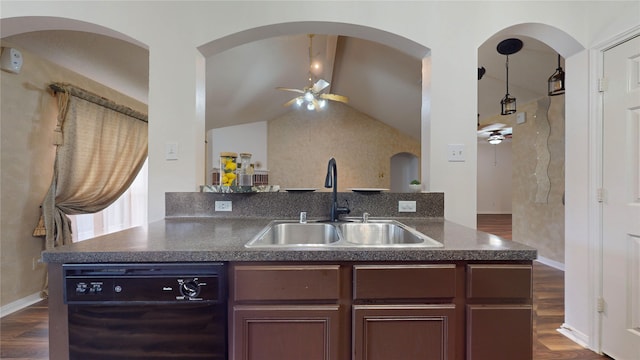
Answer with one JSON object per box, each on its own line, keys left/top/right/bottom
{"left": 64, "top": 263, "right": 227, "bottom": 360}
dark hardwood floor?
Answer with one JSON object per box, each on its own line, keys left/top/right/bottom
{"left": 1, "top": 215, "right": 609, "bottom": 359}
{"left": 1, "top": 299, "right": 49, "bottom": 359}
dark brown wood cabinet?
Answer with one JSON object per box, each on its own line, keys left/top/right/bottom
{"left": 232, "top": 304, "right": 342, "bottom": 360}
{"left": 466, "top": 264, "right": 533, "bottom": 360}
{"left": 230, "top": 261, "right": 532, "bottom": 360}
{"left": 352, "top": 264, "right": 461, "bottom": 360}
{"left": 353, "top": 304, "right": 456, "bottom": 360}
{"left": 230, "top": 264, "right": 349, "bottom": 360}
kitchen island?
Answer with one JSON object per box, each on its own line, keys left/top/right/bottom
{"left": 43, "top": 192, "right": 537, "bottom": 360}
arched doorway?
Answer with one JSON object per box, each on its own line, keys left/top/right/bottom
{"left": 390, "top": 152, "right": 419, "bottom": 192}
{"left": 476, "top": 22, "right": 593, "bottom": 354}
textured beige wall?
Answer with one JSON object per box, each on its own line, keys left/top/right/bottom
{"left": 0, "top": 42, "right": 146, "bottom": 306}
{"left": 482, "top": 96, "right": 565, "bottom": 263}
{"left": 268, "top": 102, "right": 420, "bottom": 190}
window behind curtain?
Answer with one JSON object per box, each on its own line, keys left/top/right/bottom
{"left": 70, "top": 159, "right": 148, "bottom": 242}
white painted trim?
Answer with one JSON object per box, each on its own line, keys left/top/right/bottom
{"left": 0, "top": 292, "right": 43, "bottom": 318}
{"left": 558, "top": 323, "right": 593, "bottom": 350}
{"left": 535, "top": 257, "right": 565, "bottom": 271}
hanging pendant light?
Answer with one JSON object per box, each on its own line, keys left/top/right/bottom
{"left": 497, "top": 38, "right": 523, "bottom": 116}
{"left": 548, "top": 54, "right": 565, "bottom": 96}
{"left": 500, "top": 55, "right": 516, "bottom": 115}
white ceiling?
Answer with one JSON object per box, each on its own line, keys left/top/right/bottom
{"left": 2, "top": 30, "right": 561, "bottom": 142}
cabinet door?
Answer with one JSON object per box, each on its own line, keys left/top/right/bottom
{"left": 232, "top": 305, "right": 342, "bottom": 360}
{"left": 466, "top": 305, "right": 533, "bottom": 360}
{"left": 353, "top": 304, "right": 456, "bottom": 360}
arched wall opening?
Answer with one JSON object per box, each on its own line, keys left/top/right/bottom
{"left": 198, "top": 22, "right": 431, "bottom": 193}
{"left": 0, "top": 16, "right": 150, "bottom": 307}
{"left": 476, "top": 22, "right": 581, "bottom": 265}
{"left": 390, "top": 152, "right": 420, "bottom": 193}
{"left": 1, "top": 16, "right": 147, "bottom": 49}
{"left": 476, "top": 20, "right": 586, "bottom": 351}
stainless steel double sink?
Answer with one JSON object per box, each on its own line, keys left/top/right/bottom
{"left": 245, "top": 219, "right": 443, "bottom": 248}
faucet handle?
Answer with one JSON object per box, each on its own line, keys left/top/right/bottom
{"left": 362, "top": 212, "right": 370, "bottom": 223}
{"left": 299, "top": 211, "right": 307, "bottom": 224}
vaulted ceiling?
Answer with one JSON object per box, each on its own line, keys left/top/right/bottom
{"left": 2, "top": 30, "right": 561, "bottom": 142}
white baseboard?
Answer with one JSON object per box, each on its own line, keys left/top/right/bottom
{"left": 557, "top": 323, "right": 591, "bottom": 349}
{"left": 0, "top": 292, "right": 43, "bottom": 318}
{"left": 535, "top": 256, "right": 565, "bottom": 271}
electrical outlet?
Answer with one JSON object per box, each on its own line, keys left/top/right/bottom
{"left": 215, "top": 200, "right": 232, "bottom": 212}
{"left": 32, "top": 257, "right": 43, "bottom": 270}
{"left": 398, "top": 200, "right": 416, "bottom": 212}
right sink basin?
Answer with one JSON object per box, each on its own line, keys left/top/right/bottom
{"left": 339, "top": 220, "right": 443, "bottom": 247}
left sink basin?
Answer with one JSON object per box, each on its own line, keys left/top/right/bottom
{"left": 245, "top": 221, "right": 340, "bottom": 247}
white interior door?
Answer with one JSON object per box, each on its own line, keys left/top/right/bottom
{"left": 602, "top": 34, "right": 640, "bottom": 360}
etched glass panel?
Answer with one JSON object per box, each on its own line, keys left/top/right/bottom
{"left": 534, "top": 98, "right": 551, "bottom": 203}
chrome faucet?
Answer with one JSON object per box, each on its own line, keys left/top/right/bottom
{"left": 324, "top": 157, "right": 350, "bottom": 222}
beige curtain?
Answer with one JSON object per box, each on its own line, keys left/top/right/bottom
{"left": 41, "top": 84, "right": 148, "bottom": 249}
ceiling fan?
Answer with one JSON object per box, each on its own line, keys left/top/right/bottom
{"left": 277, "top": 34, "right": 348, "bottom": 111}
{"left": 477, "top": 123, "right": 512, "bottom": 144}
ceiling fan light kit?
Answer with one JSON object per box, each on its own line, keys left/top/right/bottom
{"left": 277, "top": 34, "right": 348, "bottom": 111}
{"left": 548, "top": 53, "right": 565, "bottom": 96}
{"left": 488, "top": 132, "right": 505, "bottom": 145}
{"left": 497, "top": 38, "right": 523, "bottom": 116}
{"left": 477, "top": 123, "right": 512, "bottom": 145}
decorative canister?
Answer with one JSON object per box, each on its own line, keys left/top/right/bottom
{"left": 238, "top": 153, "right": 253, "bottom": 187}
{"left": 219, "top": 152, "right": 238, "bottom": 187}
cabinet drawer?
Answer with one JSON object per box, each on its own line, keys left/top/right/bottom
{"left": 353, "top": 264, "right": 457, "bottom": 300}
{"left": 233, "top": 265, "right": 341, "bottom": 301}
{"left": 467, "top": 264, "right": 532, "bottom": 299}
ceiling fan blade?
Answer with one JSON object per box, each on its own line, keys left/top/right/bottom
{"left": 283, "top": 97, "right": 301, "bottom": 107}
{"left": 319, "top": 93, "right": 349, "bottom": 103}
{"left": 501, "top": 127, "right": 513, "bottom": 135}
{"left": 478, "top": 123, "right": 506, "bottom": 132}
{"left": 312, "top": 79, "right": 330, "bottom": 93}
{"left": 276, "top": 87, "right": 305, "bottom": 94}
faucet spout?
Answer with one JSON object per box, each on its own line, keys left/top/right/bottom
{"left": 324, "top": 158, "right": 350, "bottom": 221}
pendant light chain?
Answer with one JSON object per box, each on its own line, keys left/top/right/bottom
{"left": 307, "top": 34, "right": 314, "bottom": 84}
{"left": 505, "top": 55, "right": 510, "bottom": 95}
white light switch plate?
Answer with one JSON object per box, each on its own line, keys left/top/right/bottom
{"left": 215, "top": 201, "right": 232, "bottom": 212}
{"left": 447, "top": 144, "right": 465, "bottom": 162}
{"left": 165, "top": 143, "right": 179, "bottom": 160}
{"left": 398, "top": 200, "right": 416, "bottom": 212}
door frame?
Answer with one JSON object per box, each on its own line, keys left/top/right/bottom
{"left": 588, "top": 26, "right": 640, "bottom": 353}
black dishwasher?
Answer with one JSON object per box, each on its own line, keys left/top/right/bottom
{"left": 63, "top": 262, "right": 227, "bottom": 360}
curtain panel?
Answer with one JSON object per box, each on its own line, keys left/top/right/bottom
{"left": 41, "top": 84, "right": 148, "bottom": 249}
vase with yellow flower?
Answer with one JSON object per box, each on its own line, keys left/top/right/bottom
{"left": 219, "top": 152, "right": 238, "bottom": 188}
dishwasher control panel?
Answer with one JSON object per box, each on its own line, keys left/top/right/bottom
{"left": 63, "top": 263, "right": 226, "bottom": 305}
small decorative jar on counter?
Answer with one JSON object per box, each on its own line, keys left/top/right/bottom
{"left": 238, "top": 153, "right": 254, "bottom": 188}
{"left": 219, "top": 152, "right": 238, "bottom": 187}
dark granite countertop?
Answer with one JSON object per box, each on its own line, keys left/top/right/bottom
{"left": 42, "top": 217, "right": 537, "bottom": 263}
